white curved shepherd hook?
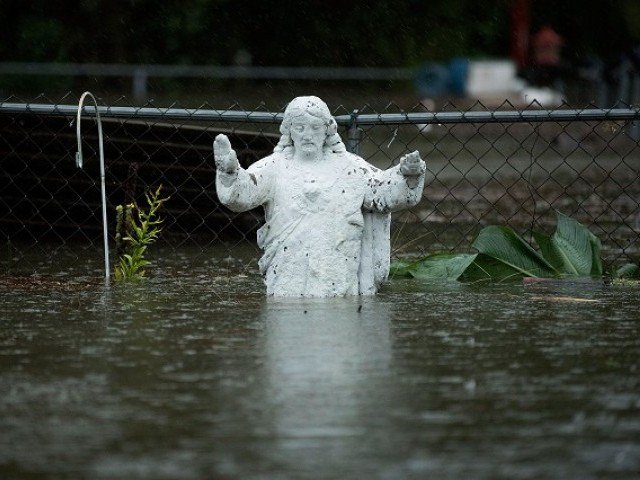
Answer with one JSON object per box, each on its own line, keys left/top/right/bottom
{"left": 75, "top": 92, "right": 110, "bottom": 284}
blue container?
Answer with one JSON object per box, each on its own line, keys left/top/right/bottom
{"left": 414, "top": 58, "right": 470, "bottom": 97}
{"left": 448, "top": 58, "right": 469, "bottom": 96}
{"left": 414, "top": 62, "right": 450, "bottom": 98}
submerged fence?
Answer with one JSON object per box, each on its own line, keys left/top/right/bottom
{"left": 1, "top": 94, "right": 639, "bottom": 276}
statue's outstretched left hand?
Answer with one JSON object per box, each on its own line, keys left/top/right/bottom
{"left": 399, "top": 151, "right": 425, "bottom": 177}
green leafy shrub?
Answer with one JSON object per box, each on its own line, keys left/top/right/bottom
{"left": 391, "top": 211, "right": 608, "bottom": 283}
{"left": 114, "top": 186, "right": 169, "bottom": 281}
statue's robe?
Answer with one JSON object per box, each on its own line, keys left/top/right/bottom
{"left": 216, "top": 151, "right": 424, "bottom": 297}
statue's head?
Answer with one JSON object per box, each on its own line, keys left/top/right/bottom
{"left": 274, "top": 96, "right": 346, "bottom": 156}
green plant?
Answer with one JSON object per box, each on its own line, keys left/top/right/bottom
{"left": 114, "top": 186, "right": 169, "bottom": 281}
{"left": 390, "top": 211, "right": 607, "bottom": 283}
{"left": 615, "top": 263, "right": 640, "bottom": 280}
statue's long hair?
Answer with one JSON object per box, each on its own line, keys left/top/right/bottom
{"left": 273, "top": 96, "right": 346, "bottom": 157}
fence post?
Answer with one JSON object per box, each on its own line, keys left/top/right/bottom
{"left": 630, "top": 69, "right": 640, "bottom": 140}
{"left": 347, "top": 109, "right": 363, "bottom": 155}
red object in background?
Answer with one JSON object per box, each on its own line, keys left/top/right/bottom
{"left": 510, "top": 0, "right": 530, "bottom": 68}
{"left": 532, "top": 26, "right": 564, "bottom": 67}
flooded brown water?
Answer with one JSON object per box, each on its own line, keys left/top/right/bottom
{"left": 1, "top": 251, "right": 639, "bottom": 479}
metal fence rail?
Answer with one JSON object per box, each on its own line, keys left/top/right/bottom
{"left": 2, "top": 101, "right": 640, "bottom": 123}
{"left": 1, "top": 95, "right": 639, "bottom": 276}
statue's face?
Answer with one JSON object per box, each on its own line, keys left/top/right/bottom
{"left": 290, "top": 112, "right": 327, "bottom": 156}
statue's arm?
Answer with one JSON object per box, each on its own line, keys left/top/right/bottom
{"left": 214, "top": 134, "right": 272, "bottom": 212}
{"left": 364, "top": 151, "right": 426, "bottom": 212}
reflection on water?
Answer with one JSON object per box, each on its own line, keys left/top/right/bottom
{"left": 0, "top": 271, "right": 639, "bottom": 479}
{"left": 260, "top": 298, "right": 393, "bottom": 471}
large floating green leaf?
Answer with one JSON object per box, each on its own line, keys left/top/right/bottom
{"left": 470, "top": 226, "right": 556, "bottom": 279}
{"left": 389, "top": 259, "right": 415, "bottom": 278}
{"left": 532, "top": 231, "right": 564, "bottom": 272}
{"left": 588, "top": 230, "right": 603, "bottom": 276}
{"left": 390, "top": 212, "right": 605, "bottom": 285}
{"left": 389, "top": 253, "right": 477, "bottom": 280}
{"left": 533, "top": 211, "right": 602, "bottom": 276}
{"left": 459, "top": 253, "right": 534, "bottom": 282}
{"left": 552, "top": 211, "right": 596, "bottom": 275}
{"left": 411, "top": 253, "right": 477, "bottom": 280}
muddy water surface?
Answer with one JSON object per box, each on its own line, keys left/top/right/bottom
{"left": 1, "top": 259, "right": 639, "bottom": 479}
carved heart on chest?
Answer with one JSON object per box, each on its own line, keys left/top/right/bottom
{"left": 302, "top": 178, "right": 321, "bottom": 201}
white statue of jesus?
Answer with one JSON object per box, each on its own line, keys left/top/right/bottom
{"left": 214, "top": 96, "right": 425, "bottom": 297}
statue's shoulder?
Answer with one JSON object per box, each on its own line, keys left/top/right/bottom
{"left": 339, "top": 151, "right": 382, "bottom": 174}
{"left": 248, "top": 152, "right": 280, "bottom": 171}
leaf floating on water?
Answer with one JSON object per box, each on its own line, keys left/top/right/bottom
{"left": 391, "top": 211, "right": 606, "bottom": 286}
{"left": 411, "top": 253, "right": 477, "bottom": 280}
{"left": 389, "top": 253, "right": 477, "bottom": 280}
{"left": 389, "top": 259, "right": 415, "bottom": 278}
{"left": 466, "top": 226, "right": 556, "bottom": 281}
{"left": 533, "top": 211, "right": 601, "bottom": 276}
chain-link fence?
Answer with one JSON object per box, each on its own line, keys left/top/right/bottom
{"left": 1, "top": 94, "right": 639, "bottom": 277}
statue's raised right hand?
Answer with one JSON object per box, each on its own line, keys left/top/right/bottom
{"left": 399, "top": 150, "right": 425, "bottom": 177}
{"left": 213, "top": 134, "right": 239, "bottom": 174}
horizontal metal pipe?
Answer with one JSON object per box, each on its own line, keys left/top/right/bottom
{"left": 0, "top": 103, "right": 285, "bottom": 123}
{"left": 336, "top": 109, "right": 640, "bottom": 124}
{"left": 1, "top": 102, "right": 640, "bottom": 124}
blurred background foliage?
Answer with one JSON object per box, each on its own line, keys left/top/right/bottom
{"left": 1, "top": 0, "right": 639, "bottom": 67}
{"left": 2, "top": 0, "right": 640, "bottom": 107}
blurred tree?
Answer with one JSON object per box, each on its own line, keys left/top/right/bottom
{"left": 0, "top": 0, "right": 637, "bottom": 67}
